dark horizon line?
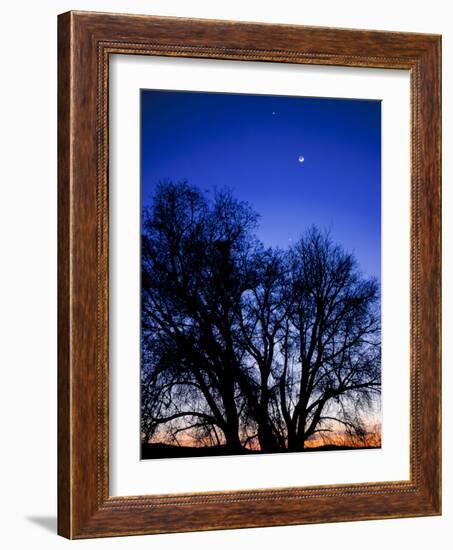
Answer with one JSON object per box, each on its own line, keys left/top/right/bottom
{"left": 141, "top": 441, "right": 382, "bottom": 461}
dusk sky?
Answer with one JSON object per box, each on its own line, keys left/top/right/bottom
{"left": 141, "top": 90, "right": 381, "bottom": 279}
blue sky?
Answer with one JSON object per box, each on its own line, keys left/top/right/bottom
{"left": 141, "top": 90, "right": 381, "bottom": 279}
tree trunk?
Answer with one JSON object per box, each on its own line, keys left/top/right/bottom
{"left": 257, "top": 421, "right": 280, "bottom": 452}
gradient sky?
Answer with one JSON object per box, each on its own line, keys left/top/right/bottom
{"left": 141, "top": 90, "right": 381, "bottom": 279}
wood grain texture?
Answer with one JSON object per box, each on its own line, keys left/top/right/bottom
{"left": 57, "top": 10, "right": 442, "bottom": 539}
{"left": 57, "top": 11, "right": 72, "bottom": 538}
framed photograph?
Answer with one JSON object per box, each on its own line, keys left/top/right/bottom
{"left": 58, "top": 11, "right": 441, "bottom": 539}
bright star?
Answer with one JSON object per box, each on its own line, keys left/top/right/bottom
{"left": 298, "top": 156, "right": 305, "bottom": 163}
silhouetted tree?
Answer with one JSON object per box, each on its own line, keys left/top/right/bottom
{"left": 141, "top": 181, "right": 259, "bottom": 451}
{"left": 278, "top": 228, "right": 381, "bottom": 450}
{"left": 141, "top": 181, "right": 381, "bottom": 454}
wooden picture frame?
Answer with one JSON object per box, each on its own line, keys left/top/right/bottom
{"left": 58, "top": 10, "right": 441, "bottom": 539}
